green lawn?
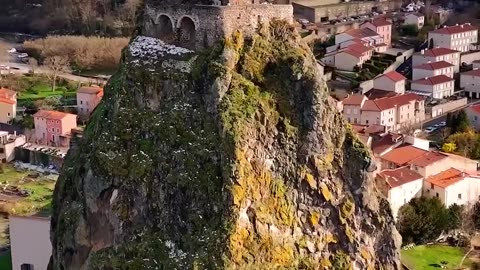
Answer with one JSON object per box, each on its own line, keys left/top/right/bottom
{"left": 0, "top": 164, "right": 55, "bottom": 216}
{"left": 0, "top": 252, "right": 12, "bottom": 270}
{"left": 17, "top": 85, "right": 75, "bottom": 100}
{"left": 401, "top": 245, "right": 471, "bottom": 270}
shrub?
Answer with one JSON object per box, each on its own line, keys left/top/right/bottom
{"left": 24, "top": 35, "right": 129, "bottom": 72}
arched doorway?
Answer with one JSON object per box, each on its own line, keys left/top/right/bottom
{"left": 157, "top": 14, "right": 175, "bottom": 43}
{"left": 177, "top": 16, "right": 196, "bottom": 50}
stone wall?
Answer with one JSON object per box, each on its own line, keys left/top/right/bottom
{"left": 143, "top": 4, "right": 293, "bottom": 49}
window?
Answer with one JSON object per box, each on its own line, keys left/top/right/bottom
{"left": 80, "top": 101, "right": 83, "bottom": 105}
{"left": 346, "top": 108, "right": 351, "bottom": 114}
{"left": 366, "top": 120, "right": 369, "bottom": 124}
{"left": 86, "top": 101, "right": 89, "bottom": 105}
{"left": 80, "top": 108, "right": 84, "bottom": 112}
{"left": 0, "top": 148, "right": 4, "bottom": 154}
{"left": 21, "top": 263, "right": 34, "bottom": 270}
{"left": 475, "top": 116, "right": 478, "bottom": 121}
{"left": 458, "top": 193, "right": 462, "bottom": 199}
{"left": 431, "top": 183, "right": 434, "bottom": 189}
{"left": 7, "top": 113, "right": 10, "bottom": 117}
{"left": 56, "top": 128, "right": 60, "bottom": 133}
{"left": 436, "top": 192, "right": 439, "bottom": 197}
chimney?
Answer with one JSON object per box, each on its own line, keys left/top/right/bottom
{"left": 14, "top": 131, "right": 16, "bottom": 137}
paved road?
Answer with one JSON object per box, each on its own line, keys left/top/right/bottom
{"left": 421, "top": 98, "right": 480, "bottom": 129}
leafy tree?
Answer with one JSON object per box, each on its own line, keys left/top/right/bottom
{"left": 397, "top": 197, "right": 451, "bottom": 244}
{"left": 446, "top": 204, "right": 463, "bottom": 231}
{"left": 471, "top": 201, "right": 480, "bottom": 230}
{"left": 441, "top": 142, "right": 456, "bottom": 153}
{"left": 41, "top": 95, "right": 63, "bottom": 110}
{"left": 401, "top": 24, "right": 419, "bottom": 36}
{"left": 446, "top": 130, "right": 478, "bottom": 157}
{"left": 456, "top": 110, "right": 470, "bottom": 133}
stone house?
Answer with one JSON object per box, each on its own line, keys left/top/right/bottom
{"left": 460, "top": 69, "right": 480, "bottom": 99}
{"left": 0, "top": 88, "right": 17, "bottom": 124}
{"left": 335, "top": 28, "right": 387, "bottom": 53}
{"left": 76, "top": 86, "right": 104, "bottom": 119}
{"left": 373, "top": 71, "right": 406, "bottom": 94}
{"left": 410, "top": 75, "right": 455, "bottom": 99}
{"left": 322, "top": 45, "right": 373, "bottom": 71}
{"left": 9, "top": 215, "right": 51, "bottom": 270}
{"left": 404, "top": 13, "right": 424, "bottom": 29}
{"left": 376, "top": 166, "right": 424, "bottom": 219}
{"left": 34, "top": 110, "right": 77, "bottom": 147}
{"left": 360, "top": 17, "right": 392, "bottom": 46}
{"left": 412, "top": 48, "right": 461, "bottom": 73}
{"left": 428, "top": 23, "right": 478, "bottom": 53}
{"left": 424, "top": 168, "right": 480, "bottom": 207}
{"left": 412, "top": 61, "right": 454, "bottom": 80}
{"left": 341, "top": 95, "right": 367, "bottom": 124}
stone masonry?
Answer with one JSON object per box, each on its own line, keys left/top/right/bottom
{"left": 143, "top": 3, "right": 294, "bottom": 50}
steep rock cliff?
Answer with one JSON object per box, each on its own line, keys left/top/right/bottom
{"left": 50, "top": 18, "right": 401, "bottom": 270}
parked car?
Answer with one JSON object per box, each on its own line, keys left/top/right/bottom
{"left": 7, "top": 48, "right": 16, "bottom": 53}
{"left": 17, "top": 53, "right": 28, "bottom": 59}
{"left": 438, "top": 121, "right": 447, "bottom": 127}
{"left": 425, "top": 126, "right": 437, "bottom": 133}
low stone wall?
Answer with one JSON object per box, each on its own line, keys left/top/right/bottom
{"left": 14, "top": 147, "right": 64, "bottom": 170}
{"left": 429, "top": 98, "right": 468, "bottom": 118}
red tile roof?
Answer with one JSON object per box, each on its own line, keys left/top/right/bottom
{"left": 412, "top": 75, "right": 453, "bottom": 85}
{"left": 430, "top": 24, "right": 477, "bottom": 35}
{"left": 426, "top": 168, "right": 466, "bottom": 188}
{"left": 364, "top": 18, "right": 392, "bottom": 27}
{"left": 372, "top": 133, "right": 404, "bottom": 155}
{"left": 361, "top": 93, "right": 422, "bottom": 112}
{"left": 380, "top": 145, "right": 428, "bottom": 166}
{"left": 408, "top": 151, "right": 447, "bottom": 167}
{"left": 342, "top": 95, "right": 366, "bottom": 105}
{"left": 379, "top": 71, "right": 407, "bottom": 82}
{"left": 78, "top": 86, "right": 103, "bottom": 94}
{"left": 344, "top": 28, "right": 380, "bottom": 39}
{"left": 379, "top": 166, "right": 423, "bottom": 189}
{"left": 422, "top": 47, "right": 459, "bottom": 57}
{"left": 365, "top": 89, "right": 398, "bottom": 100}
{"left": 414, "top": 61, "right": 454, "bottom": 70}
{"left": 342, "top": 49, "right": 363, "bottom": 58}
{"left": 469, "top": 104, "right": 480, "bottom": 114}
{"left": 0, "top": 97, "right": 15, "bottom": 105}
{"left": 462, "top": 69, "right": 480, "bottom": 77}
{"left": 364, "top": 124, "right": 385, "bottom": 134}
{"left": 0, "top": 88, "right": 16, "bottom": 99}
{"left": 34, "top": 110, "right": 76, "bottom": 120}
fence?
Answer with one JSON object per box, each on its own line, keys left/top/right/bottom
{"left": 429, "top": 98, "right": 468, "bottom": 118}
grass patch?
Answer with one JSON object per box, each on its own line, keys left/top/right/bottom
{"left": 0, "top": 252, "right": 12, "bottom": 270}
{"left": 401, "top": 245, "right": 471, "bottom": 270}
{"left": 0, "top": 164, "right": 55, "bottom": 216}
{"left": 17, "top": 85, "right": 75, "bottom": 100}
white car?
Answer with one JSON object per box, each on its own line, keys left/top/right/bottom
{"left": 17, "top": 53, "right": 28, "bottom": 59}
{"left": 425, "top": 126, "right": 437, "bottom": 133}
{"left": 438, "top": 121, "right": 447, "bottom": 127}
{"left": 7, "top": 48, "right": 16, "bottom": 53}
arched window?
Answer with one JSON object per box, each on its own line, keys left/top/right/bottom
{"left": 177, "top": 17, "right": 196, "bottom": 49}
{"left": 157, "top": 15, "right": 175, "bottom": 43}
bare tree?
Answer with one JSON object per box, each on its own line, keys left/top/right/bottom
{"left": 44, "top": 56, "right": 69, "bottom": 91}
{"left": 27, "top": 57, "right": 38, "bottom": 75}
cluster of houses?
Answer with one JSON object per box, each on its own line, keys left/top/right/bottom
{"left": 355, "top": 130, "right": 480, "bottom": 219}
{"left": 340, "top": 70, "right": 425, "bottom": 132}
{"left": 0, "top": 85, "right": 104, "bottom": 163}
{"left": 322, "top": 18, "right": 392, "bottom": 71}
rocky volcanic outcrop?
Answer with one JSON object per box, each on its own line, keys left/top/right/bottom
{"left": 49, "top": 7, "right": 401, "bottom": 270}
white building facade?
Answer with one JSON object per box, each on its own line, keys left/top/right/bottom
{"left": 428, "top": 23, "right": 478, "bottom": 53}
{"left": 460, "top": 69, "right": 480, "bottom": 98}
{"left": 411, "top": 75, "right": 455, "bottom": 99}
{"left": 9, "top": 216, "right": 52, "bottom": 270}
{"left": 412, "top": 48, "right": 461, "bottom": 73}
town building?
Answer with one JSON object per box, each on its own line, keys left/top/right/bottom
{"left": 404, "top": 13, "right": 425, "bottom": 29}
{"left": 466, "top": 104, "right": 480, "bottom": 131}
{"left": 322, "top": 43, "right": 373, "bottom": 71}
{"left": 77, "top": 86, "right": 104, "bottom": 119}
{"left": 360, "top": 17, "right": 393, "bottom": 46}
{"left": 412, "top": 48, "right": 461, "bottom": 73}
{"left": 335, "top": 28, "right": 387, "bottom": 53}
{"left": 412, "top": 61, "right": 454, "bottom": 80}
{"left": 460, "top": 69, "right": 480, "bottom": 99}
{"left": 0, "top": 88, "right": 17, "bottom": 124}
{"left": 34, "top": 110, "right": 77, "bottom": 147}
{"left": 379, "top": 144, "right": 477, "bottom": 177}
{"left": 376, "top": 166, "right": 423, "bottom": 219}
{"left": 410, "top": 75, "right": 455, "bottom": 99}
{"left": 373, "top": 71, "right": 406, "bottom": 94}
{"left": 341, "top": 93, "right": 425, "bottom": 132}
{"left": 428, "top": 23, "right": 478, "bottom": 53}
{"left": 0, "top": 131, "right": 26, "bottom": 163}
{"left": 9, "top": 215, "right": 51, "bottom": 270}
{"left": 424, "top": 168, "right": 480, "bottom": 207}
